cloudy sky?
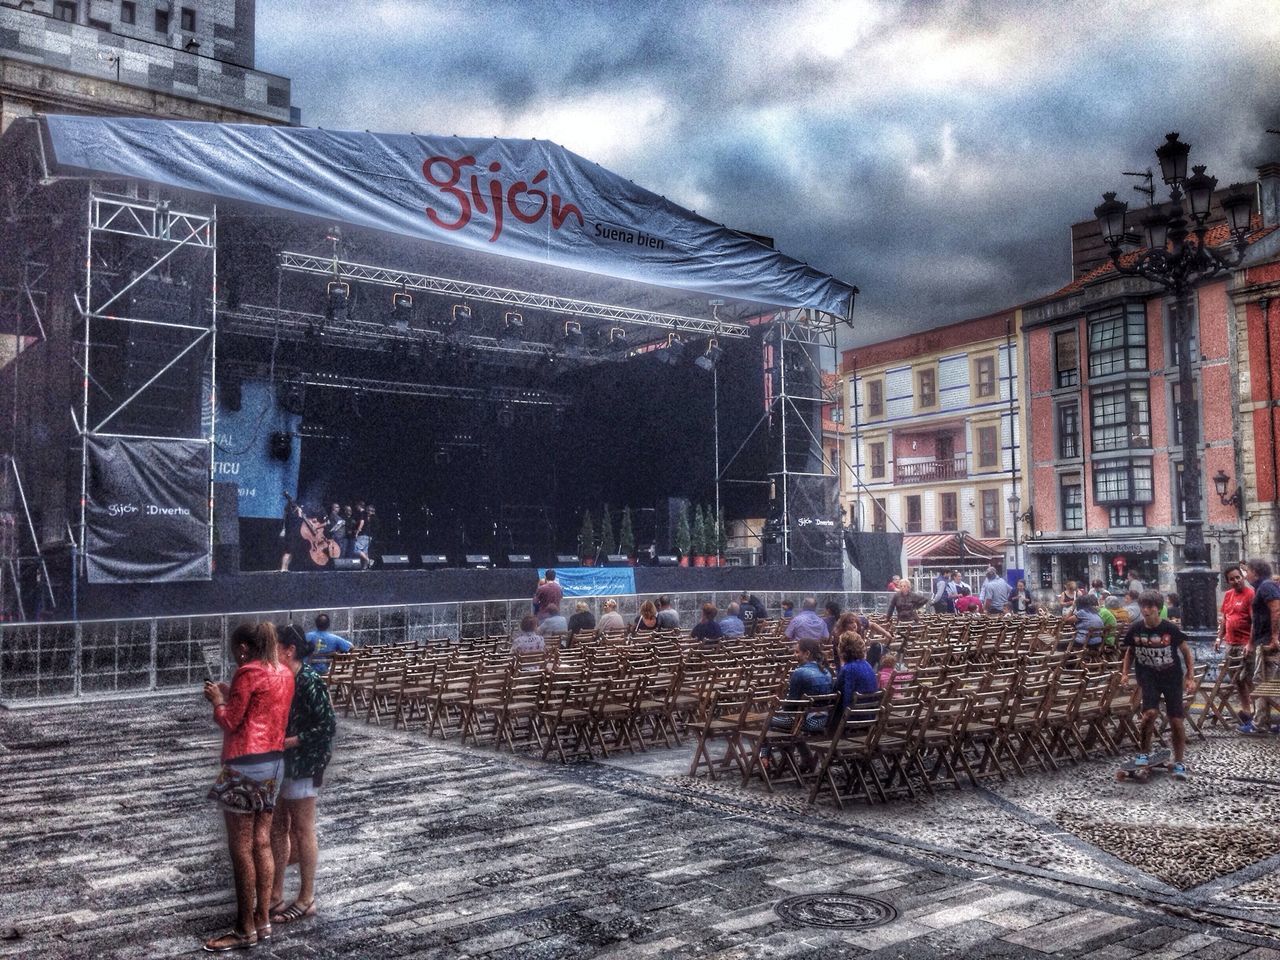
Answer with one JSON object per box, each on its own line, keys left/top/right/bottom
{"left": 256, "top": 0, "right": 1280, "bottom": 346}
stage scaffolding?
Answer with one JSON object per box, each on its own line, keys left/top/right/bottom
{"left": 76, "top": 190, "right": 218, "bottom": 583}
{"left": 719, "top": 309, "right": 843, "bottom": 567}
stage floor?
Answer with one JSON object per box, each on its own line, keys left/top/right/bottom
{"left": 77, "top": 565, "right": 842, "bottom": 620}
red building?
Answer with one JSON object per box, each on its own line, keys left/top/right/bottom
{"left": 1021, "top": 165, "right": 1280, "bottom": 594}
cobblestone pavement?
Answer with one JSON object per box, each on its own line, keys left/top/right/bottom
{"left": 3, "top": 698, "right": 1280, "bottom": 959}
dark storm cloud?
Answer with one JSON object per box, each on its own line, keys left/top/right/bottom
{"left": 255, "top": 1, "right": 1280, "bottom": 346}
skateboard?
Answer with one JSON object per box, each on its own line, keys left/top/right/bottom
{"left": 1115, "top": 749, "right": 1174, "bottom": 782}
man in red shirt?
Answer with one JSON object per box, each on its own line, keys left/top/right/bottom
{"left": 1216, "top": 565, "right": 1255, "bottom": 732}
{"left": 533, "top": 569, "right": 564, "bottom": 623}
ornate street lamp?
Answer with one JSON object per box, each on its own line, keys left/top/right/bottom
{"left": 1093, "top": 132, "right": 1256, "bottom": 635}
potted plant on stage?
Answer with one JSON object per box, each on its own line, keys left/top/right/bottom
{"left": 579, "top": 509, "right": 595, "bottom": 566}
{"left": 675, "top": 503, "right": 691, "bottom": 567}
{"left": 619, "top": 507, "right": 636, "bottom": 565}
{"left": 600, "top": 504, "right": 616, "bottom": 561}
{"left": 716, "top": 508, "right": 728, "bottom": 567}
{"left": 691, "top": 505, "right": 707, "bottom": 567}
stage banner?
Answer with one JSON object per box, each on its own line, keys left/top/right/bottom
{"left": 85, "top": 436, "right": 211, "bottom": 583}
{"left": 786, "top": 475, "right": 842, "bottom": 570}
{"left": 215, "top": 380, "right": 301, "bottom": 520}
{"left": 43, "top": 115, "right": 856, "bottom": 318}
{"left": 538, "top": 567, "right": 636, "bottom": 597}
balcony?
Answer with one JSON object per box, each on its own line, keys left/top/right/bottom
{"left": 894, "top": 456, "right": 967, "bottom": 485}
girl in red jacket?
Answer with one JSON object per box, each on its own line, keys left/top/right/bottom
{"left": 203, "top": 622, "right": 294, "bottom": 952}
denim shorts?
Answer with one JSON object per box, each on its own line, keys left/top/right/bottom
{"left": 279, "top": 775, "right": 319, "bottom": 801}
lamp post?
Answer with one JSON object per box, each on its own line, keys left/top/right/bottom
{"left": 1008, "top": 491, "right": 1022, "bottom": 575}
{"left": 1094, "top": 132, "right": 1256, "bottom": 636}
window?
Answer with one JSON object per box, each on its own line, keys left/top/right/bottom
{"left": 88, "top": 16, "right": 111, "bottom": 30}
{"left": 940, "top": 492, "right": 958, "bottom": 532}
{"left": 1170, "top": 381, "right": 1199, "bottom": 446}
{"left": 1057, "top": 402, "right": 1080, "bottom": 459}
{"left": 1092, "top": 460, "right": 1155, "bottom": 505}
{"left": 1055, "top": 329, "right": 1079, "bottom": 387}
{"left": 53, "top": 1, "right": 77, "bottom": 21}
{"left": 1165, "top": 298, "right": 1199, "bottom": 366}
{"left": 980, "top": 489, "right": 1000, "bottom": 538}
{"left": 1088, "top": 304, "right": 1147, "bottom": 378}
{"left": 1090, "top": 382, "right": 1150, "bottom": 452}
{"left": 1060, "top": 478, "right": 1084, "bottom": 531}
{"left": 872, "top": 498, "right": 887, "bottom": 533}
{"left": 866, "top": 379, "right": 884, "bottom": 418}
{"left": 1109, "top": 505, "right": 1145, "bottom": 528}
{"left": 180, "top": 6, "right": 195, "bottom": 31}
{"left": 1172, "top": 462, "right": 1186, "bottom": 524}
{"left": 868, "top": 442, "right": 885, "bottom": 480}
{"left": 906, "top": 495, "right": 922, "bottom": 533}
{"left": 976, "top": 425, "right": 999, "bottom": 469}
{"left": 974, "top": 355, "right": 997, "bottom": 398}
{"left": 916, "top": 368, "right": 937, "bottom": 409}
{"left": 121, "top": 1, "right": 136, "bottom": 24}
{"left": 155, "top": 8, "right": 170, "bottom": 32}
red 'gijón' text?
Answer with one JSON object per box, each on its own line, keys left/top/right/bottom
{"left": 422, "top": 155, "right": 584, "bottom": 243}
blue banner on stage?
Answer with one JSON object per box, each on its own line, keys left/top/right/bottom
{"left": 214, "top": 380, "right": 300, "bottom": 519}
{"left": 539, "top": 566, "right": 636, "bottom": 597}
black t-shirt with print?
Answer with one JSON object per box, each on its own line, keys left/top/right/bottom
{"left": 1122, "top": 618, "right": 1188, "bottom": 678}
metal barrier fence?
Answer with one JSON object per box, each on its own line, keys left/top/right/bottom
{"left": 0, "top": 590, "right": 891, "bottom": 705}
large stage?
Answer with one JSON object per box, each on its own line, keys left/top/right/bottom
{"left": 78, "top": 565, "right": 842, "bottom": 620}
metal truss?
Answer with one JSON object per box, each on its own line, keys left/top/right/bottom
{"left": 277, "top": 369, "right": 570, "bottom": 408}
{"left": 91, "top": 194, "right": 214, "bottom": 248}
{"left": 278, "top": 252, "right": 750, "bottom": 339}
{"left": 78, "top": 188, "right": 217, "bottom": 577}
{"left": 219, "top": 302, "right": 614, "bottom": 367}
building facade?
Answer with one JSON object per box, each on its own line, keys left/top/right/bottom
{"left": 0, "top": 0, "right": 296, "bottom": 133}
{"left": 840, "top": 310, "right": 1023, "bottom": 587}
{"left": 1022, "top": 168, "right": 1280, "bottom": 595}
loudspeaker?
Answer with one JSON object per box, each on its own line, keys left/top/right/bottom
{"left": 655, "top": 554, "right": 679, "bottom": 566}
{"left": 269, "top": 431, "right": 292, "bottom": 461}
{"left": 332, "top": 558, "right": 362, "bottom": 571}
{"left": 380, "top": 554, "right": 409, "bottom": 567}
{"left": 465, "top": 554, "right": 492, "bottom": 566}
{"left": 604, "top": 554, "right": 629, "bottom": 567}
{"left": 212, "top": 482, "right": 240, "bottom": 546}
{"left": 420, "top": 554, "right": 449, "bottom": 567}
{"left": 655, "top": 497, "right": 690, "bottom": 555}
{"left": 507, "top": 554, "right": 532, "bottom": 565}
{"left": 556, "top": 554, "right": 579, "bottom": 565}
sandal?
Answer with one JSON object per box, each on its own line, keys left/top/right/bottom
{"left": 256, "top": 923, "right": 272, "bottom": 942}
{"left": 270, "top": 900, "right": 316, "bottom": 924}
{"left": 203, "top": 929, "right": 257, "bottom": 952}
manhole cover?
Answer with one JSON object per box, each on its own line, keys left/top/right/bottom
{"left": 774, "top": 893, "right": 897, "bottom": 929}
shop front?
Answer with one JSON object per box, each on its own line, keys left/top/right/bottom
{"left": 1027, "top": 537, "right": 1168, "bottom": 597}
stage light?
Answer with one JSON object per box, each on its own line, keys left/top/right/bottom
{"left": 658, "top": 332, "right": 685, "bottom": 366}
{"left": 496, "top": 404, "right": 515, "bottom": 429}
{"left": 390, "top": 290, "right": 413, "bottom": 329}
{"left": 608, "top": 327, "right": 627, "bottom": 345}
{"left": 269, "top": 431, "right": 293, "bottom": 461}
{"left": 694, "top": 337, "right": 724, "bottom": 373}
{"left": 325, "top": 280, "right": 350, "bottom": 323}
{"left": 496, "top": 312, "right": 522, "bottom": 343}
{"left": 563, "top": 320, "right": 584, "bottom": 354}
{"left": 451, "top": 303, "right": 473, "bottom": 328}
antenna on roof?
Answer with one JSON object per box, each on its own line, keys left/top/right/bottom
{"left": 1122, "top": 168, "right": 1155, "bottom": 206}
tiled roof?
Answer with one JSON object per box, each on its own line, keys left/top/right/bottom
{"left": 1040, "top": 216, "right": 1278, "bottom": 301}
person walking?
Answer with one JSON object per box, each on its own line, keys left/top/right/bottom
{"left": 269, "top": 625, "right": 336, "bottom": 928}
{"left": 1216, "top": 565, "right": 1255, "bottom": 732}
{"left": 304, "top": 613, "right": 352, "bottom": 676}
{"left": 1247, "top": 558, "right": 1280, "bottom": 730}
{"left": 931, "top": 569, "right": 955, "bottom": 614}
{"left": 203, "top": 623, "right": 294, "bottom": 952}
{"left": 1120, "top": 590, "right": 1196, "bottom": 780}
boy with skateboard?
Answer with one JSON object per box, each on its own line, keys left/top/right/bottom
{"left": 1119, "top": 589, "right": 1196, "bottom": 780}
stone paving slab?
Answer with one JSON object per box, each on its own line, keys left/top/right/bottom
{"left": 2, "top": 699, "right": 1279, "bottom": 958}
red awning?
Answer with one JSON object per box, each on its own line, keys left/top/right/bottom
{"left": 905, "top": 533, "right": 1003, "bottom": 563}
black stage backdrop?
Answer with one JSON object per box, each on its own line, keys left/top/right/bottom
{"left": 85, "top": 436, "right": 211, "bottom": 583}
